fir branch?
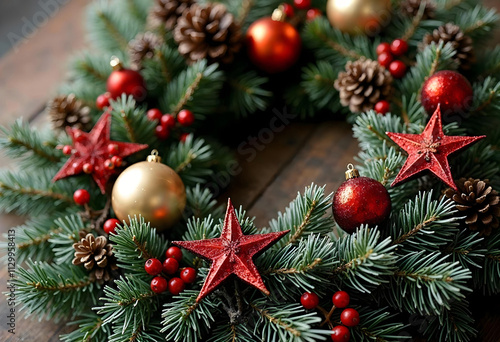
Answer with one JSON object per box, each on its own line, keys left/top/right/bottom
{"left": 185, "top": 184, "right": 224, "bottom": 220}
{"left": 350, "top": 307, "right": 407, "bottom": 342}
{"left": 473, "top": 230, "right": 500, "bottom": 294}
{"left": 50, "top": 214, "right": 89, "bottom": 265}
{"left": 423, "top": 300, "right": 477, "bottom": 342}
{"left": 60, "top": 314, "right": 112, "bottom": 342}
{"left": 443, "top": 229, "right": 485, "bottom": 269}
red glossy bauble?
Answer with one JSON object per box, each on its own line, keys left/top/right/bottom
{"left": 107, "top": 68, "right": 146, "bottom": 101}
{"left": 421, "top": 70, "right": 473, "bottom": 118}
{"left": 332, "top": 166, "right": 391, "bottom": 234}
{"left": 246, "top": 18, "right": 301, "bottom": 73}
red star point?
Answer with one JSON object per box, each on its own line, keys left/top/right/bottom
{"left": 387, "top": 106, "right": 485, "bottom": 190}
{"left": 173, "top": 199, "right": 289, "bottom": 302}
{"left": 53, "top": 112, "right": 148, "bottom": 193}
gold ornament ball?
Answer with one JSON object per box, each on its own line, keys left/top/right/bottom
{"left": 111, "top": 151, "right": 186, "bottom": 231}
{"left": 326, "top": 0, "right": 391, "bottom": 35}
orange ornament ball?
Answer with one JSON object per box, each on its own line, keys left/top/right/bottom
{"left": 246, "top": 18, "right": 301, "bottom": 73}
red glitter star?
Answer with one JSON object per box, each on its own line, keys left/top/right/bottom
{"left": 53, "top": 112, "right": 148, "bottom": 193}
{"left": 387, "top": 106, "right": 485, "bottom": 190}
{"left": 173, "top": 199, "right": 289, "bottom": 302}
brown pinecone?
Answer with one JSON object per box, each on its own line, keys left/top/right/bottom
{"left": 72, "top": 233, "right": 117, "bottom": 282}
{"left": 128, "top": 32, "right": 163, "bottom": 70}
{"left": 334, "top": 58, "right": 393, "bottom": 113}
{"left": 174, "top": 3, "right": 243, "bottom": 64}
{"left": 148, "top": 0, "right": 194, "bottom": 31}
{"left": 445, "top": 178, "right": 500, "bottom": 236}
{"left": 47, "top": 94, "right": 91, "bottom": 131}
{"left": 400, "top": 0, "right": 436, "bottom": 20}
{"left": 422, "top": 23, "right": 475, "bottom": 70}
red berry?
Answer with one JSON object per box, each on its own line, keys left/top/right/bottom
{"left": 83, "top": 163, "right": 94, "bottom": 174}
{"left": 331, "top": 325, "right": 350, "bottom": 342}
{"left": 166, "top": 246, "right": 183, "bottom": 261}
{"left": 111, "top": 155, "right": 122, "bottom": 167}
{"left": 389, "top": 60, "right": 407, "bottom": 79}
{"left": 151, "top": 276, "right": 168, "bottom": 293}
{"left": 283, "top": 3, "right": 294, "bottom": 17}
{"left": 145, "top": 258, "right": 163, "bottom": 275}
{"left": 306, "top": 8, "right": 322, "bottom": 21}
{"left": 73, "top": 189, "right": 90, "bottom": 205}
{"left": 177, "top": 109, "right": 195, "bottom": 127}
{"left": 376, "top": 42, "right": 391, "bottom": 56}
{"left": 294, "top": 0, "right": 311, "bottom": 10}
{"left": 332, "top": 291, "right": 350, "bottom": 308}
{"left": 340, "top": 308, "right": 360, "bottom": 327}
{"left": 104, "top": 159, "right": 114, "bottom": 170}
{"left": 162, "top": 257, "right": 179, "bottom": 275}
{"left": 390, "top": 39, "right": 409, "bottom": 56}
{"left": 103, "top": 218, "right": 120, "bottom": 234}
{"left": 72, "top": 162, "right": 83, "bottom": 174}
{"left": 300, "top": 292, "right": 319, "bottom": 310}
{"left": 161, "top": 114, "right": 176, "bottom": 129}
{"left": 179, "top": 133, "right": 190, "bottom": 143}
{"left": 168, "top": 277, "right": 185, "bottom": 295}
{"left": 62, "top": 145, "right": 73, "bottom": 155}
{"left": 377, "top": 52, "right": 393, "bottom": 68}
{"left": 155, "top": 125, "right": 170, "bottom": 140}
{"left": 180, "top": 267, "right": 197, "bottom": 284}
{"left": 374, "top": 100, "right": 390, "bottom": 115}
{"left": 73, "top": 130, "right": 85, "bottom": 143}
{"left": 147, "top": 108, "right": 163, "bottom": 122}
{"left": 96, "top": 93, "right": 111, "bottom": 110}
{"left": 107, "top": 143, "right": 119, "bottom": 155}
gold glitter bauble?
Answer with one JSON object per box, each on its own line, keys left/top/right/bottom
{"left": 326, "top": 0, "right": 391, "bottom": 35}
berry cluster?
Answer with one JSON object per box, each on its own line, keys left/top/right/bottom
{"left": 147, "top": 108, "right": 194, "bottom": 142}
{"left": 282, "top": 0, "right": 322, "bottom": 22}
{"left": 376, "top": 39, "right": 408, "bottom": 80}
{"left": 96, "top": 92, "right": 112, "bottom": 110}
{"left": 144, "top": 246, "right": 197, "bottom": 295}
{"left": 300, "top": 290, "right": 359, "bottom": 342}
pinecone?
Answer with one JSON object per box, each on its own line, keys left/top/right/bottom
{"left": 47, "top": 94, "right": 91, "bottom": 131}
{"left": 445, "top": 178, "right": 500, "bottom": 236}
{"left": 334, "top": 58, "right": 393, "bottom": 113}
{"left": 174, "top": 3, "right": 243, "bottom": 64}
{"left": 128, "top": 32, "right": 163, "bottom": 70}
{"left": 148, "top": 0, "right": 194, "bottom": 31}
{"left": 73, "top": 233, "right": 117, "bottom": 282}
{"left": 400, "top": 0, "right": 436, "bottom": 20}
{"left": 422, "top": 23, "right": 475, "bottom": 70}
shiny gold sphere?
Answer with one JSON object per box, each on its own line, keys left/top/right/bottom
{"left": 326, "top": 0, "right": 391, "bottom": 35}
{"left": 111, "top": 159, "right": 186, "bottom": 231}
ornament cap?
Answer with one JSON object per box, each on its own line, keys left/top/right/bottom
{"left": 110, "top": 56, "right": 123, "bottom": 71}
{"left": 147, "top": 149, "right": 162, "bottom": 163}
{"left": 345, "top": 164, "right": 360, "bottom": 180}
{"left": 271, "top": 5, "right": 286, "bottom": 22}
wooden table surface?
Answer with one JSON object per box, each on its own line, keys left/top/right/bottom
{"left": 1, "top": 1, "right": 499, "bottom": 341}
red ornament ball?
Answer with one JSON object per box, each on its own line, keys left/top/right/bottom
{"left": 145, "top": 258, "right": 163, "bottom": 275}
{"left": 389, "top": 60, "right": 406, "bottom": 79}
{"left": 151, "top": 276, "right": 168, "bottom": 293}
{"left": 341, "top": 308, "right": 360, "bottom": 327}
{"left": 294, "top": 0, "right": 311, "bottom": 10}
{"left": 374, "top": 100, "right": 390, "bottom": 115}
{"left": 62, "top": 145, "right": 73, "bottom": 155}
{"left": 73, "top": 189, "right": 90, "bottom": 206}
{"left": 283, "top": 3, "right": 294, "bottom": 17}
{"left": 162, "top": 257, "right": 180, "bottom": 275}
{"left": 166, "top": 246, "right": 183, "bottom": 261}
{"left": 332, "top": 291, "right": 350, "bottom": 308}
{"left": 306, "top": 8, "right": 322, "bottom": 21}
{"left": 96, "top": 93, "right": 111, "bottom": 110}
{"left": 103, "top": 218, "right": 120, "bottom": 234}
{"left": 161, "top": 114, "right": 176, "bottom": 129}
{"left": 332, "top": 168, "right": 391, "bottom": 234}
{"left": 390, "top": 39, "right": 408, "bottom": 56}
{"left": 377, "top": 52, "right": 393, "bottom": 68}
{"left": 147, "top": 108, "right": 163, "bottom": 122}
{"left": 246, "top": 17, "right": 301, "bottom": 74}
{"left": 376, "top": 42, "right": 391, "bottom": 56}
{"left": 331, "top": 325, "right": 350, "bottom": 342}
{"left": 177, "top": 109, "right": 195, "bottom": 127}
{"left": 420, "top": 70, "right": 473, "bottom": 117}
{"left": 300, "top": 292, "right": 319, "bottom": 310}
{"left": 168, "top": 277, "right": 185, "bottom": 295}
{"left": 180, "top": 267, "right": 197, "bottom": 284}
{"left": 107, "top": 66, "right": 146, "bottom": 101}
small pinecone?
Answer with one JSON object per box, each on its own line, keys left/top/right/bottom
{"left": 445, "top": 178, "right": 500, "bottom": 236}
{"left": 400, "top": 0, "right": 436, "bottom": 20}
{"left": 334, "top": 58, "right": 393, "bottom": 113}
{"left": 423, "top": 23, "right": 475, "bottom": 70}
{"left": 47, "top": 94, "right": 91, "bottom": 131}
{"left": 128, "top": 32, "right": 163, "bottom": 70}
{"left": 148, "top": 0, "right": 194, "bottom": 31}
{"left": 174, "top": 3, "right": 243, "bottom": 64}
{"left": 73, "top": 233, "right": 118, "bottom": 282}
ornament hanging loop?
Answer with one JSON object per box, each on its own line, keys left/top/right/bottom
{"left": 345, "top": 164, "right": 360, "bottom": 180}
{"left": 271, "top": 5, "right": 286, "bottom": 22}
{"left": 110, "top": 56, "right": 123, "bottom": 71}
{"left": 147, "top": 149, "right": 162, "bottom": 163}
